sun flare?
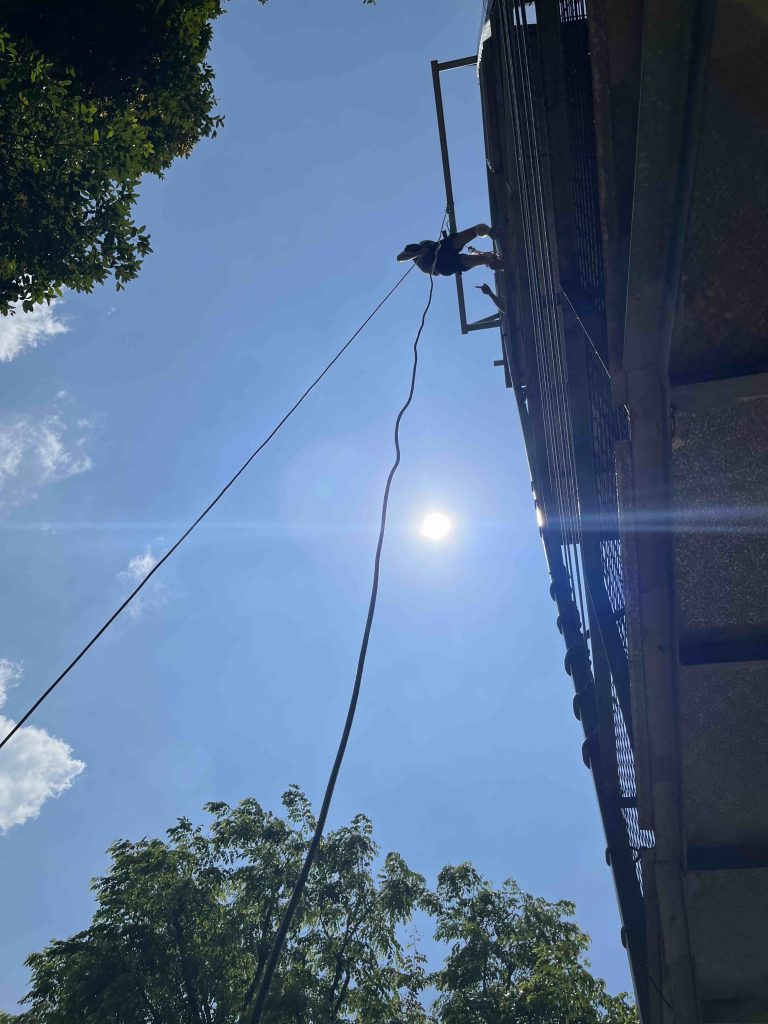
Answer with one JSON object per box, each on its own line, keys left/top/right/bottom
{"left": 420, "top": 511, "right": 452, "bottom": 542}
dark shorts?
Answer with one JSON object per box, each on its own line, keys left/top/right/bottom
{"left": 415, "top": 241, "right": 464, "bottom": 277}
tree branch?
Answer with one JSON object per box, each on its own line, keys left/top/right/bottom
{"left": 241, "top": 890, "right": 281, "bottom": 1015}
{"left": 171, "top": 909, "right": 206, "bottom": 1024}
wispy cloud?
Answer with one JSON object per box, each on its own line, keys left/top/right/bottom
{"left": 0, "top": 399, "right": 95, "bottom": 509}
{"left": 0, "top": 302, "right": 69, "bottom": 363}
{"left": 118, "top": 547, "right": 168, "bottom": 619}
{"left": 0, "top": 659, "right": 85, "bottom": 832}
{"left": 124, "top": 550, "right": 158, "bottom": 581}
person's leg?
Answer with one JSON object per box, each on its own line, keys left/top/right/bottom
{"left": 448, "top": 223, "right": 493, "bottom": 251}
{"left": 458, "top": 252, "right": 501, "bottom": 272}
{"left": 475, "top": 284, "right": 504, "bottom": 311}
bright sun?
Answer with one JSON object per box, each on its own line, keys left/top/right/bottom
{"left": 420, "top": 511, "right": 452, "bottom": 542}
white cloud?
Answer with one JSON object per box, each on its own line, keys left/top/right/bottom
{"left": 0, "top": 404, "right": 94, "bottom": 508}
{"left": 0, "top": 658, "right": 23, "bottom": 706}
{"left": 124, "top": 550, "right": 158, "bottom": 582}
{"left": 0, "top": 302, "right": 69, "bottom": 363}
{"left": 0, "top": 659, "right": 85, "bottom": 832}
{"left": 118, "top": 548, "right": 167, "bottom": 619}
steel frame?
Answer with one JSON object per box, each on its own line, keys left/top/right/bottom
{"left": 430, "top": 56, "right": 501, "bottom": 336}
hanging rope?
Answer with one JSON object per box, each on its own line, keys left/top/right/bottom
{"left": 244, "top": 212, "right": 447, "bottom": 1024}
{"left": 0, "top": 263, "right": 418, "bottom": 753}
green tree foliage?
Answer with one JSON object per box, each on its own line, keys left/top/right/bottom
{"left": 430, "top": 863, "right": 637, "bottom": 1024}
{"left": 0, "top": 0, "right": 377, "bottom": 316}
{"left": 14, "top": 787, "right": 429, "bottom": 1024}
{"left": 0, "top": 0, "right": 234, "bottom": 315}
{"left": 8, "top": 788, "right": 636, "bottom": 1024}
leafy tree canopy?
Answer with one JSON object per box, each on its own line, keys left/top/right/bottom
{"left": 0, "top": 0, "right": 237, "bottom": 314}
{"left": 7, "top": 786, "right": 636, "bottom": 1024}
{"left": 0, "top": 0, "right": 373, "bottom": 316}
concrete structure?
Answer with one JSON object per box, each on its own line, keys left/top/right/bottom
{"left": 435, "top": 2, "right": 768, "bottom": 1021}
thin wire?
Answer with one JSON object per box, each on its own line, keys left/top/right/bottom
{"left": 506, "top": 1, "right": 587, "bottom": 633}
{"left": 0, "top": 263, "right": 417, "bottom": 752}
{"left": 503, "top": 0, "right": 576, "bottom": 601}
{"left": 647, "top": 972, "right": 675, "bottom": 1015}
{"left": 244, "top": 212, "right": 447, "bottom": 1024}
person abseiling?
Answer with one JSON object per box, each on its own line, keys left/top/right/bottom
{"left": 397, "top": 223, "right": 501, "bottom": 277}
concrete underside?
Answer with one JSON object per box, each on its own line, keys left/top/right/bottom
{"left": 621, "top": 0, "right": 768, "bottom": 1019}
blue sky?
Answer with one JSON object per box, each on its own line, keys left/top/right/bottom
{"left": 0, "top": 0, "right": 632, "bottom": 1009}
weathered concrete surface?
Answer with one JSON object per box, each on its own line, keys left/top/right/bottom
{"left": 672, "top": 0, "right": 768, "bottom": 383}
{"left": 679, "top": 663, "right": 768, "bottom": 847}
{"left": 672, "top": 397, "right": 768, "bottom": 637}
{"left": 688, "top": 869, "right": 768, "bottom": 1003}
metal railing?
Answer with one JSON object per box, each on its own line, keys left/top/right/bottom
{"left": 430, "top": 57, "right": 501, "bottom": 335}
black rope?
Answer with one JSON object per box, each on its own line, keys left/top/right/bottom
{"left": 244, "top": 213, "right": 446, "bottom": 1024}
{"left": 0, "top": 263, "right": 417, "bottom": 752}
{"left": 647, "top": 972, "right": 675, "bottom": 1015}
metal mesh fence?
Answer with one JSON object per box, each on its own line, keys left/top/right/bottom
{"left": 586, "top": 340, "right": 654, "bottom": 881}
{"left": 585, "top": 341, "right": 629, "bottom": 652}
